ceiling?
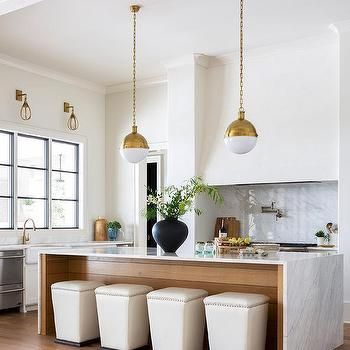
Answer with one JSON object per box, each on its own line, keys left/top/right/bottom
{"left": 0, "top": 0, "right": 349, "bottom": 86}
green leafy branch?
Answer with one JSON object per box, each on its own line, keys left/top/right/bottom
{"left": 144, "top": 176, "right": 223, "bottom": 220}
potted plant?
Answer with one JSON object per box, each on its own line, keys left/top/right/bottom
{"left": 107, "top": 220, "right": 122, "bottom": 241}
{"left": 144, "top": 176, "right": 223, "bottom": 253}
{"left": 315, "top": 230, "right": 325, "bottom": 246}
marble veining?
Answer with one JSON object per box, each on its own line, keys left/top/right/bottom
{"left": 41, "top": 247, "right": 344, "bottom": 350}
{"left": 39, "top": 246, "right": 341, "bottom": 266}
{"left": 217, "top": 182, "right": 338, "bottom": 243}
{"left": 284, "top": 254, "right": 343, "bottom": 349}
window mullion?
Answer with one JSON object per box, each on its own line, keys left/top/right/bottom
{"left": 13, "top": 133, "right": 18, "bottom": 230}
{"left": 48, "top": 138, "right": 52, "bottom": 230}
{"left": 76, "top": 144, "right": 79, "bottom": 228}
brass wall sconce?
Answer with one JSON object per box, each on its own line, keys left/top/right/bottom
{"left": 64, "top": 102, "right": 79, "bottom": 131}
{"left": 16, "top": 89, "right": 31, "bottom": 121}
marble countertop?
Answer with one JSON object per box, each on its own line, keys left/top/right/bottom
{"left": 307, "top": 246, "right": 338, "bottom": 251}
{"left": 39, "top": 246, "right": 341, "bottom": 265}
{"left": 0, "top": 241, "right": 133, "bottom": 251}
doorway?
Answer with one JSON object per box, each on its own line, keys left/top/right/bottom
{"left": 147, "top": 162, "right": 157, "bottom": 247}
{"left": 146, "top": 153, "right": 164, "bottom": 248}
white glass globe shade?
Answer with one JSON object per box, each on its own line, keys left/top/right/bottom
{"left": 120, "top": 147, "right": 149, "bottom": 163}
{"left": 224, "top": 136, "right": 257, "bottom": 154}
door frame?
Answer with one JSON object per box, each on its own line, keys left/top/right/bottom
{"left": 134, "top": 149, "right": 166, "bottom": 247}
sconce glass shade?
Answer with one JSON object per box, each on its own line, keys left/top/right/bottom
{"left": 224, "top": 111, "right": 258, "bottom": 154}
{"left": 120, "top": 125, "right": 149, "bottom": 163}
{"left": 67, "top": 112, "right": 79, "bottom": 131}
{"left": 20, "top": 98, "right": 31, "bottom": 121}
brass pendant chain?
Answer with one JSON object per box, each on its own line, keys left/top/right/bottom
{"left": 239, "top": 0, "right": 244, "bottom": 113}
{"left": 132, "top": 9, "right": 137, "bottom": 127}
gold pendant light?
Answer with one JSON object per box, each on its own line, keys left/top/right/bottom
{"left": 120, "top": 5, "right": 149, "bottom": 164}
{"left": 224, "top": 0, "right": 258, "bottom": 154}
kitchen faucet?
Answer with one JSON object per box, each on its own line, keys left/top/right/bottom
{"left": 22, "top": 218, "right": 36, "bottom": 244}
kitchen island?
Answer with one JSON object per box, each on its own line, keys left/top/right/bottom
{"left": 38, "top": 247, "right": 343, "bottom": 350}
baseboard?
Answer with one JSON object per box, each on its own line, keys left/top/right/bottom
{"left": 344, "top": 302, "right": 350, "bottom": 322}
{"left": 25, "top": 304, "right": 38, "bottom": 312}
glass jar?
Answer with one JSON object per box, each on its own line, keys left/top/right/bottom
{"left": 204, "top": 241, "right": 215, "bottom": 255}
{"left": 195, "top": 241, "right": 205, "bottom": 254}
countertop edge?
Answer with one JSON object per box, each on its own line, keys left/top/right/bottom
{"left": 38, "top": 248, "right": 342, "bottom": 266}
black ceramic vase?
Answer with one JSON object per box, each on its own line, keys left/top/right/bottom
{"left": 152, "top": 219, "right": 188, "bottom": 253}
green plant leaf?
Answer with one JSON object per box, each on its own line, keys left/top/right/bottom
{"left": 143, "top": 176, "right": 223, "bottom": 220}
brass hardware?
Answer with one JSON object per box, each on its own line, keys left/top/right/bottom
{"left": 261, "top": 202, "right": 283, "bottom": 221}
{"left": 224, "top": 111, "right": 257, "bottom": 137}
{"left": 22, "top": 218, "right": 36, "bottom": 244}
{"left": 130, "top": 4, "right": 141, "bottom": 13}
{"left": 64, "top": 102, "right": 79, "bottom": 131}
{"left": 121, "top": 125, "right": 149, "bottom": 149}
{"left": 16, "top": 89, "right": 32, "bottom": 120}
{"left": 120, "top": 4, "right": 149, "bottom": 160}
{"left": 63, "top": 102, "right": 72, "bottom": 113}
{"left": 239, "top": 0, "right": 244, "bottom": 112}
{"left": 16, "top": 89, "right": 25, "bottom": 101}
{"left": 224, "top": 0, "right": 258, "bottom": 149}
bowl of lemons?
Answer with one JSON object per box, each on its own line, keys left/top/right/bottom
{"left": 228, "top": 237, "right": 251, "bottom": 246}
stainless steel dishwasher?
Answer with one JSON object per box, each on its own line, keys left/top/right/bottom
{"left": 0, "top": 250, "right": 24, "bottom": 310}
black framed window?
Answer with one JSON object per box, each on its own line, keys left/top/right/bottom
{"left": 0, "top": 131, "right": 14, "bottom": 229}
{"left": 17, "top": 134, "right": 49, "bottom": 229}
{"left": 0, "top": 129, "right": 81, "bottom": 231}
{"left": 51, "top": 140, "right": 79, "bottom": 229}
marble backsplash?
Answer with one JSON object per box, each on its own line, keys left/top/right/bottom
{"left": 216, "top": 181, "right": 338, "bottom": 243}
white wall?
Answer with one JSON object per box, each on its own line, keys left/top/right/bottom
{"left": 200, "top": 34, "right": 338, "bottom": 185}
{"left": 105, "top": 35, "right": 339, "bottom": 251}
{"left": 105, "top": 83, "right": 168, "bottom": 243}
{"left": 337, "top": 24, "right": 350, "bottom": 321}
{"left": 0, "top": 62, "right": 105, "bottom": 243}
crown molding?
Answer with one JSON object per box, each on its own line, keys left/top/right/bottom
{"left": 106, "top": 75, "right": 168, "bottom": 94}
{"left": 208, "top": 33, "right": 336, "bottom": 68}
{"left": 163, "top": 54, "right": 210, "bottom": 70}
{"left": 0, "top": 0, "right": 44, "bottom": 16}
{"left": 208, "top": 53, "right": 235, "bottom": 67}
{"left": 329, "top": 20, "right": 350, "bottom": 34}
{"left": 0, "top": 53, "right": 106, "bottom": 94}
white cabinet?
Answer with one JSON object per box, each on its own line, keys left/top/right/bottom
{"left": 24, "top": 264, "right": 38, "bottom": 307}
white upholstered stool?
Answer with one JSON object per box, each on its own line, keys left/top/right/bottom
{"left": 147, "top": 287, "right": 208, "bottom": 350}
{"left": 95, "top": 284, "right": 153, "bottom": 350}
{"left": 51, "top": 280, "right": 104, "bottom": 346}
{"left": 204, "top": 292, "right": 270, "bottom": 350}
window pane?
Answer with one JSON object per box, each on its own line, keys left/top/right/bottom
{"left": 52, "top": 142, "right": 77, "bottom": 172}
{"left": 0, "top": 166, "right": 11, "bottom": 196}
{"left": 0, "top": 198, "right": 11, "bottom": 228}
{"left": 52, "top": 200, "right": 77, "bottom": 228}
{"left": 18, "top": 135, "right": 46, "bottom": 168}
{"left": 0, "top": 132, "right": 11, "bottom": 164}
{"left": 17, "top": 199, "right": 46, "bottom": 228}
{"left": 18, "top": 168, "right": 46, "bottom": 198}
{"left": 52, "top": 172, "right": 77, "bottom": 200}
